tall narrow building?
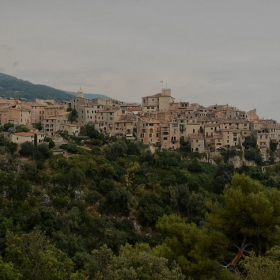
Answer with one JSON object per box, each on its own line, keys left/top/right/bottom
{"left": 77, "top": 87, "right": 84, "bottom": 98}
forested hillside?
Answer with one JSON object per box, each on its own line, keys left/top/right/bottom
{"left": 0, "top": 127, "right": 280, "bottom": 279}
{"left": 0, "top": 73, "right": 73, "bottom": 101}
{"left": 67, "top": 91, "right": 113, "bottom": 100}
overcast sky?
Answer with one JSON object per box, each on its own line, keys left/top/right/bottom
{"left": 1, "top": 0, "right": 280, "bottom": 120}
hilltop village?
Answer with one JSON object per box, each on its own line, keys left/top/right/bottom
{"left": 0, "top": 88, "right": 277, "bottom": 160}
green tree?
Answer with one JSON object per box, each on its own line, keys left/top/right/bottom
{"left": 110, "top": 140, "right": 127, "bottom": 159}
{"left": 68, "top": 167, "right": 85, "bottom": 189}
{"left": 242, "top": 136, "right": 256, "bottom": 150}
{"left": 80, "top": 124, "right": 99, "bottom": 139}
{"left": 36, "top": 143, "right": 50, "bottom": 159}
{"left": 34, "top": 133, "right": 38, "bottom": 147}
{"left": 154, "top": 214, "right": 228, "bottom": 279}
{"left": 19, "top": 141, "right": 36, "bottom": 157}
{"left": 244, "top": 148, "right": 263, "bottom": 165}
{"left": 3, "top": 123, "right": 14, "bottom": 131}
{"left": 89, "top": 244, "right": 185, "bottom": 280}
{"left": 0, "top": 258, "right": 22, "bottom": 280}
{"left": 15, "top": 125, "right": 29, "bottom": 132}
{"left": 68, "top": 109, "right": 78, "bottom": 123}
{"left": 240, "top": 246, "right": 280, "bottom": 280}
{"left": 5, "top": 229, "right": 74, "bottom": 280}
{"left": 137, "top": 193, "right": 165, "bottom": 228}
{"left": 103, "top": 187, "right": 131, "bottom": 216}
{"left": 206, "top": 173, "right": 280, "bottom": 270}
{"left": 269, "top": 140, "right": 278, "bottom": 153}
{"left": 34, "top": 122, "right": 43, "bottom": 131}
{"left": 213, "top": 162, "right": 234, "bottom": 194}
{"left": 187, "top": 159, "right": 205, "bottom": 173}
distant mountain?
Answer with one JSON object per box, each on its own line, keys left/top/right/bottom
{"left": 67, "top": 91, "right": 113, "bottom": 100}
{"left": 0, "top": 73, "right": 73, "bottom": 101}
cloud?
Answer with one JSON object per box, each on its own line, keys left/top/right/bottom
{"left": 0, "top": 68, "right": 5, "bottom": 72}
{"left": 270, "top": 100, "right": 280, "bottom": 105}
{"left": 0, "top": 44, "right": 13, "bottom": 51}
{"left": 12, "top": 61, "right": 19, "bottom": 68}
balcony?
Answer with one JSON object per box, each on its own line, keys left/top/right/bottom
{"left": 126, "top": 134, "right": 135, "bottom": 141}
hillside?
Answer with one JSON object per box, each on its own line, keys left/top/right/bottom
{"left": 0, "top": 127, "right": 279, "bottom": 278}
{"left": 67, "top": 91, "right": 112, "bottom": 100}
{"left": 0, "top": 73, "right": 73, "bottom": 101}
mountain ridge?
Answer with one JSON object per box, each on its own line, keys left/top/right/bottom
{"left": 0, "top": 73, "right": 112, "bottom": 101}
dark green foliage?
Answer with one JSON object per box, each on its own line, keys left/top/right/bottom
{"left": 245, "top": 148, "right": 263, "bottom": 164}
{"left": 187, "top": 159, "right": 205, "bottom": 173}
{"left": 19, "top": 141, "right": 36, "bottom": 157}
{"left": 169, "top": 185, "right": 206, "bottom": 223}
{"left": 242, "top": 136, "right": 257, "bottom": 149}
{"left": 25, "top": 207, "right": 58, "bottom": 235}
{"left": 36, "top": 143, "right": 50, "bottom": 159}
{"left": 90, "top": 243, "right": 185, "bottom": 279}
{"left": 34, "top": 122, "right": 43, "bottom": 131}
{"left": 155, "top": 214, "right": 228, "bottom": 279}
{"left": 270, "top": 140, "right": 278, "bottom": 152}
{"left": 220, "top": 149, "right": 241, "bottom": 162}
{"left": 140, "top": 150, "right": 155, "bottom": 166}
{"left": 80, "top": 123, "right": 102, "bottom": 139}
{"left": 68, "top": 108, "right": 78, "bottom": 123}
{"left": 103, "top": 187, "right": 131, "bottom": 216}
{"left": 60, "top": 143, "right": 79, "bottom": 153}
{"left": 207, "top": 173, "right": 280, "bottom": 260}
{"left": 85, "top": 190, "right": 102, "bottom": 204}
{"left": 34, "top": 133, "right": 37, "bottom": 147}
{"left": 155, "top": 149, "right": 181, "bottom": 169}
{"left": 0, "top": 73, "right": 73, "bottom": 101}
{"left": 5, "top": 229, "right": 73, "bottom": 279}
{"left": 126, "top": 141, "right": 140, "bottom": 155}
{"left": 0, "top": 129, "right": 280, "bottom": 279}
{"left": 213, "top": 162, "right": 234, "bottom": 193}
{"left": 68, "top": 167, "right": 85, "bottom": 189}
{"left": 3, "top": 123, "right": 14, "bottom": 131}
{"left": 138, "top": 193, "right": 165, "bottom": 228}
{"left": 179, "top": 138, "right": 191, "bottom": 157}
{"left": 0, "top": 135, "right": 17, "bottom": 154}
{"left": 97, "top": 178, "right": 117, "bottom": 195}
{"left": 110, "top": 139, "right": 128, "bottom": 159}
{"left": 44, "top": 137, "right": 55, "bottom": 149}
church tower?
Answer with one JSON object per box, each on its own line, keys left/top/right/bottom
{"left": 77, "top": 87, "right": 84, "bottom": 98}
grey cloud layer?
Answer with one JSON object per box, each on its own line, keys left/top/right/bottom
{"left": 1, "top": 0, "right": 280, "bottom": 119}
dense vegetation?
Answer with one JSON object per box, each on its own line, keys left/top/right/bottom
{"left": 0, "top": 73, "right": 112, "bottom": 102}
{"left": 67, "top": 91, "right": 112, "bottom": 100}
{"left": 0, "top": 127, "right": 280, "bottom": 279}
{"left": 0, "top": 73, "right": 72, "bottom": 101}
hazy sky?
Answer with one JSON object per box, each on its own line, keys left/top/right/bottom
{"left": 1, "top": 0, "right": 280, "bottom": 120}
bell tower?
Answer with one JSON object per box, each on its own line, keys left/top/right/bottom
{"left": 77, "top": 87, "right": 84, "bottom": 98}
